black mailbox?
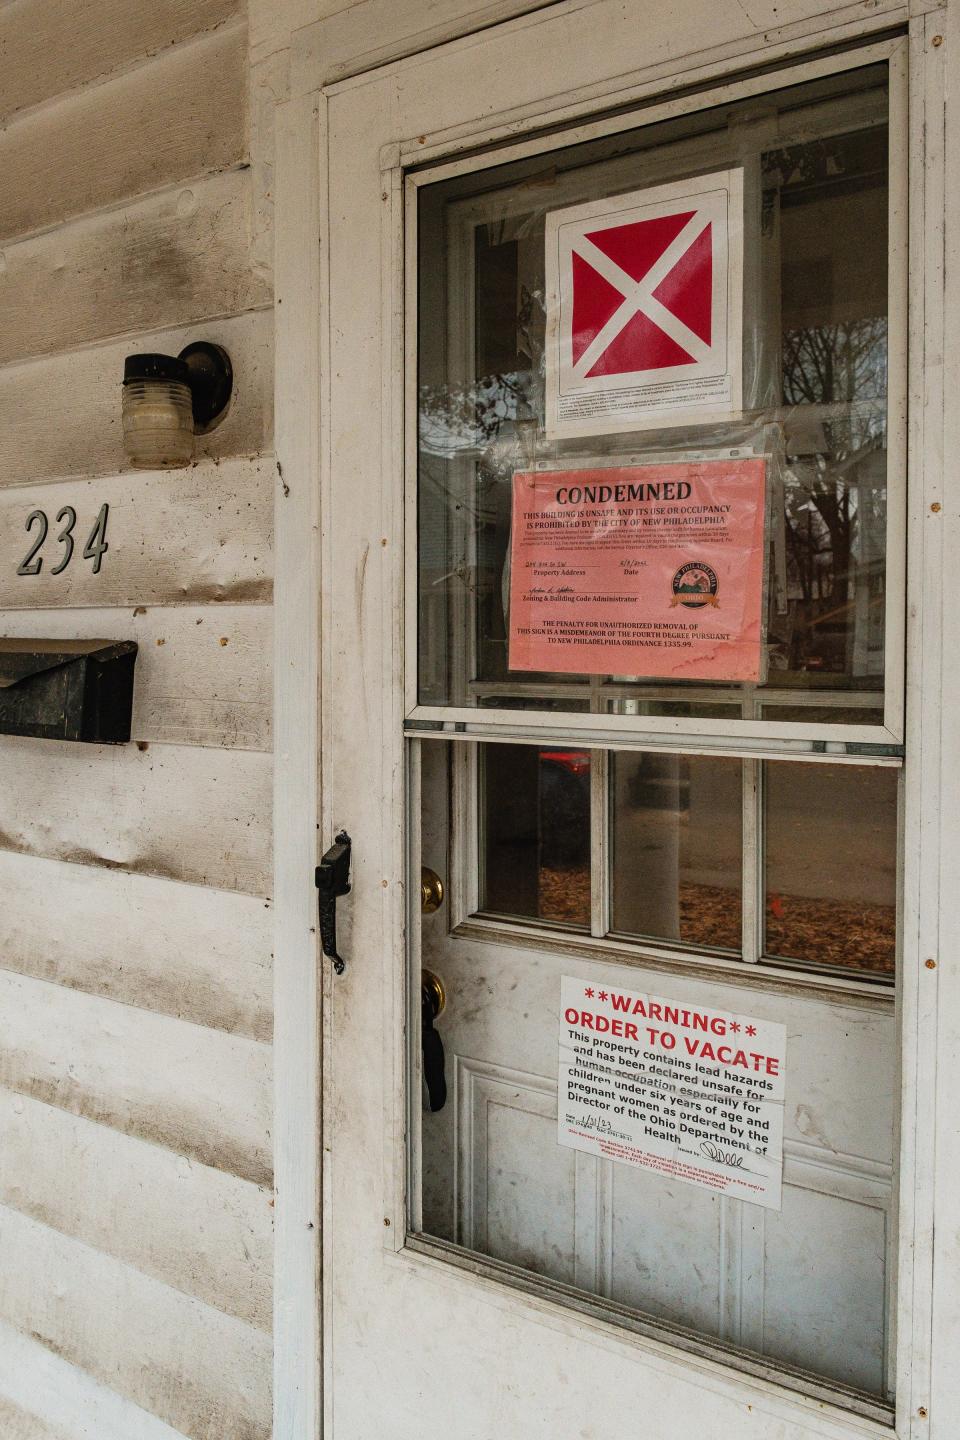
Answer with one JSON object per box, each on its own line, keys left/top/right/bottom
{"left": 0, "top": 639, "right": 137, "bottom": 743}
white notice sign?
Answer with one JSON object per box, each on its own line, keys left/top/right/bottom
{"left": 558, "top": 976, "right": 786, "bottom": 1210}
{"left": 545, "top": 170, "right": 744, "bottom": 439}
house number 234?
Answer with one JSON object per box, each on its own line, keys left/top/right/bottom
{"left": 16, "top": 503, "right": 109, "bottom": 577}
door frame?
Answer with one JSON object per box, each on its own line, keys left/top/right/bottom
{"left": 272, "top": 1, "right": 954, "bottom": 1436}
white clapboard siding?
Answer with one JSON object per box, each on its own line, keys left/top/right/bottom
{"left": 0, "top": 1090, "right": 272, "bottom": 1330}
{"left": 0, "top": 170, "right": 271, "bottom": 366}
{"left": 0, "top": 852, "right": 272, "bottom": 1040}
{"left": 0, "top": 1322, "right": 189, "bottom": 1440}
{"left": 0, "top": 458, "right": 273, "bottom": 609}
{"left": 0, "top": 22, "right": 246, "bottom": 244}
{"left": 0, "top": 606, "right": 272, "bottom": 751}
{"left": 0, "top": 1207, "right": 272, "bottom": 1440}
{"left": 0, "top": 0, "right": 239, "bottom": 123}
{"left": 0, "top": 1397, "right": 73, "bottom": 1440}
{"left": 0, "top": 738, "right": 271, "bottom": 894}
{"left": 0, "top": 309, "right": 273, "bottom": 489}
{"left": 0, "top": 970, "right": 271, "bottom": 1185}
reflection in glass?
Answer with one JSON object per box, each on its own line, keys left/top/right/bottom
{"left": 767, "top": 124, "right": 889, "bottom": 684}
{"left": 481, "top": 743, "right": 591, "bottom": 926}
{"left": 611, "top": 754, "right": 742, "bottom": 951}
{"left": 417, "top": 65, "right": 893, "bottom": 723}
{"left": 764, "top": 762, "right": 897, "bottom": 975}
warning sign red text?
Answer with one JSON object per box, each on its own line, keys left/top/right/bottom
{"left": 558, "top": 976, "right": 786, "bottom": 1210}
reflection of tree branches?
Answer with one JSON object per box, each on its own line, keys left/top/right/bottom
{"left": 418, "top": 369, "right": 539, "bottom": 598}
{"left": 783, "top": 318, "right": 886, "bottom": 415}
{"left": 418, "top": 371, "right": 535, "bottom": 460}
{"left": 777, "top": 316, "right": 888, "bottom": 670}
{"left": 781, "top": 315, "right": 887, "bottom": 606}
{"left": 418, "top": 371, "right": 538, "bottom": 603}
{"left": 784, "top": 508, "right": 826, "bottom": 604}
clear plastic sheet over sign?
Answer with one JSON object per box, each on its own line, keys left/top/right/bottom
{"left": 506, "top": 456, "right": 771, "bottom": 683}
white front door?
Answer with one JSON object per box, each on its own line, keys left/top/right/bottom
{"left": 319, "top": 9, "right": 922, "bottom": 1438}
{"left": 416, "top": 744, "right": 897, "bottom": 1398}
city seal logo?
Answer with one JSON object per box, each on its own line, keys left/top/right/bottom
{"left": 671, "top": 562, "right": 719, "bottom": 608}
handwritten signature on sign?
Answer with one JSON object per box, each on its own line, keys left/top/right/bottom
{"left": 700, "top": 1140, "right": 746, "bottom": 1169}
{"left": 567, "top": 1112, "right": 632, "bottom": 1142}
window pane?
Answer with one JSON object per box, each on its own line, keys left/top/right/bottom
{"left": 611, "top": 753, "right": 742, "bottom": 951}
{"left": 481, "top": 743, "right": 591, "bottom": 926}
{"left": 764, "top": 762, "right": 897, "bottom": 975}
{"left": 770, "top": 126, "right": 889, "bottom": 687}
{"left": 417, "top": 64, "right": 894, "bottom": 725}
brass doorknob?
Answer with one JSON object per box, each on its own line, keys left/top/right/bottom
{"left": 422, "top": 968, "right": 446, "bottom": 1017}
{"left": 420, "top": 866, "right": 444, "bottom": 914}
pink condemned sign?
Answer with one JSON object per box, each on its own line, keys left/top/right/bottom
{"left": 507, "top": 459, "right": 766, "bottom": 682}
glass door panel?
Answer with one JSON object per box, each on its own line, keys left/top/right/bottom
{"left": 415, "top": 63, "right": 901, "bottom": 737}
{"left": 763, "top": 760, "right": 898, "bottom": 975}
{"left": 611, "top": 753, "right": 743, "bottom": 951}
{"left": 411, "top": 51, "right": 901, "bottom": 1418}
{"left": 417, "top": 739, "right": 897, "bottom": 1401}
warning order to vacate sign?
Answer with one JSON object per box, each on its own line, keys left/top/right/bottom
{"left": 558, "top": 976, "right": 787, "bottom": 1210}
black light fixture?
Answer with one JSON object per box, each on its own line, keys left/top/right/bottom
{"left": 122, "top": 342, "right": 233, "bottom": 468}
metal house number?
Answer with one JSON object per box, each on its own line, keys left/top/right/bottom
{"left": 16, "top": 503, "right": 110, "bottom": 577}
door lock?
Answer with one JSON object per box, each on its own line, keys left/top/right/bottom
{"left": 421, "top": 968, "right": 447, "bottom": 1112}
{"left": 420, "top": 867, "right": 444, "bottom": 914}
{"left": 315, "top": 831, "right": 352, "bottom": 974}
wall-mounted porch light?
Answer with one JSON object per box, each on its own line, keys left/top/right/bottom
{"left": 122, "top": 342, "right": 233, "bottom": 468}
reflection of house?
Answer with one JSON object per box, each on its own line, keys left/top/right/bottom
{"left": 779, "top": 442, "right": 886, "bottom": 676}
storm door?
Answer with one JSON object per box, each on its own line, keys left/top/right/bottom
{"left": 322, "top": 30, "right": 908, "bottom": 1440}
{"left": 412, "top": 51, "right": 902, "bottom": 1410}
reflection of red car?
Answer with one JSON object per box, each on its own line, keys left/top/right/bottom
{"left": 539, "top": 749, "right": 590, "bottom": 777}
{"left": 539, "top": 749, "right": 590, "bottom": 865}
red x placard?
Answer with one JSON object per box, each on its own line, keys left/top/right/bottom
{"left": 571, "top": 210, "right": 714, "bottom": 375}
{"left": 545, "top": 172, "right": 742, "bottom": 438}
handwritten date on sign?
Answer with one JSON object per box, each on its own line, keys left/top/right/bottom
{"left": 16, "top": 503, "right": 109, "bottom": 577}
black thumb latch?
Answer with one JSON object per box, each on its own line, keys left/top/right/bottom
{"left": 315, "top": 831, "right": 352, "bottom": 974}
{"left": 421, "top": 978, "right": 447, "bottom": 1112}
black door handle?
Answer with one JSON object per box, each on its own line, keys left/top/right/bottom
{"left": 421, "top": 974, "right": 447, "bottom": 1112}
{"left": 315, "top": 832, "right": 351, "bottom": 974}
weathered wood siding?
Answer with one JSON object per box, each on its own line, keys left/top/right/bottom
{"left": 0, "top": 853, "right": 272, "bottom": 1035}
{"left": 0, "top": 460, "right": 273, "bottom": 606}
{"left": 0, "top": 170, "right": 271, "bottom": 365}
{"left": 0, "top": 0, "right": 279, "bottom": 1434}
{"left": 0, "top": 25, "right": 247, "bottom": 243}
{"left": 0, "top": 607, "right": 273, "bottom": 750}
{"left": 0, "top": 1, "right": 580, "bottom": 1435}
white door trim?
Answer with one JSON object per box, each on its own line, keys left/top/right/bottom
{"left": 273, "top": 90, "right": 324, "bottom": 1440}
